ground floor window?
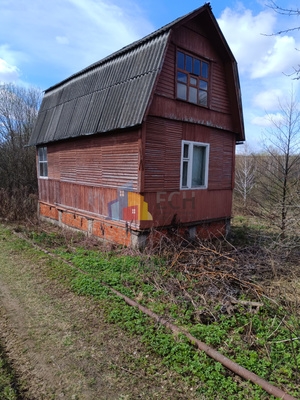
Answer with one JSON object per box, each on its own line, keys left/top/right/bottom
{"left": 38, "top": 146, "right": 48, "bottom": 177}
{"left": 180, "top": 140, "right": 209, "bottom": 189}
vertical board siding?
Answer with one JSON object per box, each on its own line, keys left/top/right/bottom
{"left": 211, "top": 63, "right": 231, "bottom": 114}
{"left": 209, "top": 131, "right": 234, "bottom": 190}
{"left": 144, "top": 117, "right": 182, "bottom": 191}
{"left": 155, "top": 43, "right": 175, "bottom": 98}
{"left": 164, "top": 121, "right": 182, "bottom": 188}
{"left": 144, "top": 117, "right": 234, "bottom": 194}
{"left": 155, "top": 24, "right": 231, "bottom": 118}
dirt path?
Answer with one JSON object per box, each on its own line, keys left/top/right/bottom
{"left": 0, "top": 226, "right": 196, "bottom": 399}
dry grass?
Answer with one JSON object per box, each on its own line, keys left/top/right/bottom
{"left": 0, "top": 187, "right": 38, "bottom": 222}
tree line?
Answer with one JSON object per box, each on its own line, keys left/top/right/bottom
{"left": 234, "top": 92, "right": 300, "bottom": 238}
{"left": 0, "top": 83, "right": 42, "bottom": 220}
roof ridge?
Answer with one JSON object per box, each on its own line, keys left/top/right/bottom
{"left": 46, "top": 3, "right": 210, "bottom": 92}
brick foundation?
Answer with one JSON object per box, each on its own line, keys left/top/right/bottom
{"left": 38, "top": 202, "right": 230, "bottom": 247}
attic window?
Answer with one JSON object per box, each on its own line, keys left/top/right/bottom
{"left": 176, "top": 50, "right": 209, "bottom": 107}
{"left": 38, "top": 146, "right": 48, "bottom": 178}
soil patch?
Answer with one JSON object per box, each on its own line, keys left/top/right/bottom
{"left": 0, "top": 225, "right": 198, "bottom": 399}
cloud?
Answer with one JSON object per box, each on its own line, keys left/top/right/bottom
{"left": 0, "top": 45, "right": 21, "bottom": 82}
{"left": 0, "top": 58, "right": 20, "bottom": 82}
{"left": 252, "top": 113, "right": 283, "bottom": 127}
{"left": 217, "top": 3, "right": 300, "bottom": 150}
{"left": 0, "top": 0, "right": 153, "bottom": 87}
{"left": 218, "top": 6, "right": 300, "bottom": 79}
{"left": 252, "top": 35, "right": 299, "bottom": 78}
{"left": 253, "top": 89, "right": 283, "bottom": 110}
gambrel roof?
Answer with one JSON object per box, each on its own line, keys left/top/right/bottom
{"left": 29, "top": 3, "right": 244, "bottom": 146}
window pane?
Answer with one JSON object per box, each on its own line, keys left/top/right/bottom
{"left": 177, "top": 83, "right": 187, "bottom": 100}
{"left": 189, "top": 87, "right": 197, "bottom": 104}
{"left": 192, "top": 146, "right": 206, "bottom": 187}
{"left": 201, "top": 62, "right": 209, "bottom": 78}
{"left": 186, "top": 56, "right": 193, "bottom": 72}
{"left": 177, "top": 72, "right": 187, "bottom": 83}
{"left": 44, "top": 162, "right": 48, "bottom": 177}
{"left": 40, "top": 162, "right": 47, "bottom": 177}
{"left": 183, "top": 143, "right": 189, "bottom": 158}
{"left": 182, "top": 161, "right": 188, "bottom": 187}
{"left": 199, "top": 90, "right": 208, "bottom": 106}
{"left": 38, "top": 147, "right": 44, "bottom": 161}
{"left": 39, "top": 163, "right": 44, "bottom": 177}
{"left": 190, "top": 77, "right": 197, "bottom": 85}
{"left": 194, "top": 59, "right": 200, "bottom": 75}
{"left": 177, "top": 51, "right": 185, "bottom": 69}
{"left": 199, "top": 80, "right": 208, "bottom": 90}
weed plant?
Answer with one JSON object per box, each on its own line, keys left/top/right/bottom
{"left": 24, "top": 225, "right": 300, "bottom": 399}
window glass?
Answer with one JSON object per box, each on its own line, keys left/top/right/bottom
{"left": 177, "top": 83, "right": 187, "bottom": 100}
{"left": 192, "top": 146, "right": 205, "bottom": 187}
{"left": 186, "top": 56, "right": 193, "bottom": 73}
{"left": 177, "top": 51, "right": 185, "bottom": 69}
{"left": 189, "top": 87, "right": 197, "bottom": 104}
{"left": 182, "top": 161, "right": 188, "bottom": 187}
{"left": 193, "top": 59, "right": 200, "bottom": 76}
{"left": 202, "top": 62, "right": 209, "bottom": 78}
{"left": 38, "top": 147, "right": 46, "bottom": 161}
{"left": 183, "top": 143, "right": 189, "bottom": 158}
{"left": 40, "top": 162, "right": 48, "bottom": 177}
{"left": 177, "top": 72, "right": 187, "bottom": 83}
{"left": 199, "top": 80, "right": 208, "bottom": 90}
{"left": 199, "top": 91, "right": 208, "bottom": 106}
{"left": 190, "top": 77, "right": 197, "bottom": 86}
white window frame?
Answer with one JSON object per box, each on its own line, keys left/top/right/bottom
{"left": 38, "top": 146, "right": 48, "bottom": 178}
{"left": 180, "top": 140, "right": 209, "bottom": 189}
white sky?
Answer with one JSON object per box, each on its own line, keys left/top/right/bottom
{"left": 0, "top": 0, "right": 300, "bottom": 151}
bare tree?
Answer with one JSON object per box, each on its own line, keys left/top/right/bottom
{"left": 0, "top": 83, "right": 42, "bottom": 191}
{"left": 268, "top": 1, "right": 300, "bottom": 78}
{"left": 235, "top": 144, "right": 256, "bottom": 210}
{"left": 255, "top": 90, "right": 300, "bottom": 238}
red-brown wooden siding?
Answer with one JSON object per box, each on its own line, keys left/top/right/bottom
{"left": 141, "top": 116, "right": 234, "bottom": 229}
{"left": 39, "top": 130, "right": 140, "bottom": 218}
{"left": 37, "top": 15, "right": 239, "bottom": 236}
{"left": 154, "top": 24, "right": 232, "bottom": 128}
{"left": 141, "top": 189, "right": 232, "bottom": 230}
{"left": 143, "top": 117, "right": 182, "bottom": 191}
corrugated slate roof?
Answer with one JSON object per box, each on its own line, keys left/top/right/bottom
{"left": 29, "top": 3, "right": 244, "bottom": 146}
{"left": 29, "top": 29, "right": 171, "bottom": 145}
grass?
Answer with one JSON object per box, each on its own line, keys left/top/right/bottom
{"left": 17, "top": 221, "right": 300, "bottom": 400}
{"left": 0, "top": 346, "right": 18, "bottom": 400}
{"left": 0, "top": 219, "right": 298, "bottom": 399}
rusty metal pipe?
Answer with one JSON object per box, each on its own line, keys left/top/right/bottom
{"left": 107, "top": 285, "right": 297, "bottom": 400}
{"left": 15, "top": 232, "right": 296, "bottom": 400}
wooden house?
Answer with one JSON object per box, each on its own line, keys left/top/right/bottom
{"left": 29, "top": 3, "right": 245, "bottom": 247}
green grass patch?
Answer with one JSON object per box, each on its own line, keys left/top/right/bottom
{"left": 10, "top": 225, "right": 300, "bottom": 399}
{"left": 0, "top": 347, "right": 18, "bottom": 400}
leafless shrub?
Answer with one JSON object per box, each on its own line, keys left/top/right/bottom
{"left": 136, "top": 228, "right": 300, "bottom": 323}
{"left": 0, "top": 187, "right": 38, "bottom": 222}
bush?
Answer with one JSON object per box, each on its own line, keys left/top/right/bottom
{"left": 0, "top": 187, "right": 38, "bottom": 222}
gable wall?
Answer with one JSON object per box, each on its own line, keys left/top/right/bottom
{"left": 141, "top": 21, "right": 237, "bottom": 229}
{"left": 152, "top": 23, "right": 232, "bottom": 129}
